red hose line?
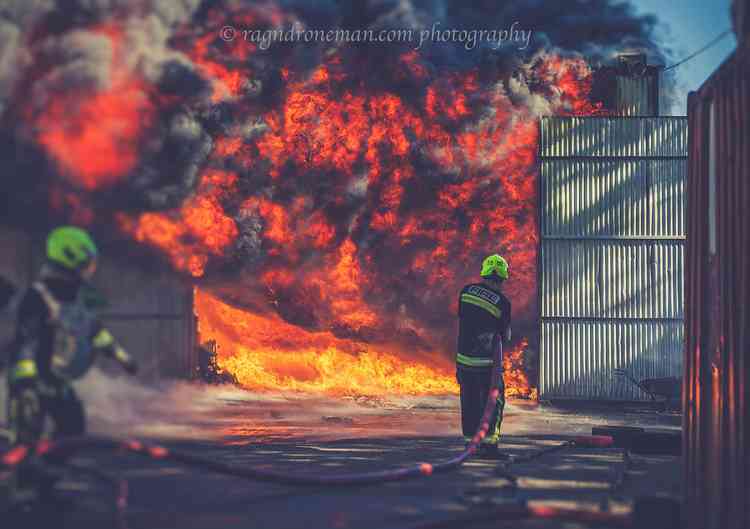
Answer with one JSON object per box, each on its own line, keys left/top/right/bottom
{"left": 528, "top": 505, "right": 630, "bottom": 526}
{"left": 1, "top": 343, "right": 626, "bottom": 528}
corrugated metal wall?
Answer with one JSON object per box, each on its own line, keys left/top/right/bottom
{"left": 684, "top": 49, "right": 749, "bottom": 529}
{"left": 616, "top": 74, "right": 659, "bottom": 117}
{"left": 541, "top": 321, "right": 683, "bottom": 400}
{"left": 539, "top": 117, "right": 687, "bottom": 158}
{"left": 541, "top": 160, "right": 686, "bottom": 237}
{"left": 540, "top": 241, "right": 684, "bottom": 319}
{"left": 0, "top": 226, "right": 196, "bottom": 382}
{"left": 539, "top": 116, "right": 688, "bottom": 400}
{"left": 91, "top": 253, "right": 196, "bottom": 380}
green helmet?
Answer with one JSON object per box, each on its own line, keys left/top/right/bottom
{"left": 47, "top": 226, "right": 98, "bottom": 270}
{"left": 480, "top": 254, "right": 509, "bottom": 280}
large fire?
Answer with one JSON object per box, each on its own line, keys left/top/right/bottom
{"left": 196, "top": 288, "right": 456, "bottom": 395}
{"left": 196, "top": 288, "right": 536, "bottom": 398}
{"left": 13, "top": 4, "right": 609, "bottom": 400}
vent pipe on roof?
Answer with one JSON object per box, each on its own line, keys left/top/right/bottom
{"left": 591, "top": 53, "right": 662, "bottom": 117}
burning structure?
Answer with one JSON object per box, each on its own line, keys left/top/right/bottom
{"left": 0, "top": 1, "right": 673, "bottom": 399}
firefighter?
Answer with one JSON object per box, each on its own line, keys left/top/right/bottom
{"left": 456, "top": 254, "right": 511, "bottom": 458}
{"left": 5, "top": 226, "right": 138, "bottom": 503}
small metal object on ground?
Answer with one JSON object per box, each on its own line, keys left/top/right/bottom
{"left": 592, "top": 425, "right": 645, "bottom": 448}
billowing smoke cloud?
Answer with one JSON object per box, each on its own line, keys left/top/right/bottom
{"left": 0, "top": 1, "right": 670, "bottom": 393}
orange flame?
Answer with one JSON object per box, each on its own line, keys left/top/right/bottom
{"left": 196, "top": 288, "right": 457, "bottom": 396}
{"left": 503, "top": 339, "right": 538, "bottom": 400}
{"left": 119, "top": 169, "right": 239, "bottom": 277}
{"left": 189, "top": 31, "right": 253, "bottom": 102}
{"left": 198, "top": 288, "right": 537, "bottom": 398}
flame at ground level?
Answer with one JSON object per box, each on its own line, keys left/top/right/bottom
{"left": 196, "top": 288, "right": 457, "bottom": 395}
{"left": 196, "top": 288, "right": 537, "bottom": 399}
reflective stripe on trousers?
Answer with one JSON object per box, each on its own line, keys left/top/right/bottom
{"left": 457, "top": 367, "right": 505, "bottom": 445}
{"left": 455, "top": 353, "right": 494, "bottom": 367}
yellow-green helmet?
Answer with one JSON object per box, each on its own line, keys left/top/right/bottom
{"left": 47, "top": 226, "right": 98, "bottom": 270}
{"left": 480, "top": 254, "right": 509, "bottom": 280}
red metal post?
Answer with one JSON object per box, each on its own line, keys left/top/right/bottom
{"left": 685, "top": 49, "right": 749, "bottom": 529}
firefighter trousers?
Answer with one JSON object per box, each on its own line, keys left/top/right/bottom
{"left": 7, "top": 380, "right": 86, "bottom": 445}
{"left": 5, "top": 380, "right": 86, "bottom": 500}
{"left": 457, "top": 366, "right": 505, "bottom": 444}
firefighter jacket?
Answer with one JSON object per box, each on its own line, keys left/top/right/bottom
{"left": 7, "top": 264, "right": 135, "bottom": 387}
{"left": 456, "top": 282, "right": 511, "bottom": 368}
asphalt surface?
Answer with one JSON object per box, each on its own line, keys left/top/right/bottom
{"left": 0, "top": 376, "right": 682, "bottom": 529}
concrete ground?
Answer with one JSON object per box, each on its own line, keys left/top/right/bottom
{"left": 0, "top": 372, "right": 682, "bottom": 529}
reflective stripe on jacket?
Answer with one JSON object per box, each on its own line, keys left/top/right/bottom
{"left": 456, "top": 282, "right": 511, "bottom": 368}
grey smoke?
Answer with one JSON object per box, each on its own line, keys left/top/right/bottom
{"left": 0, "top": 0, "right": 199, "bottom": 108}
{"left": 0, "top": 0, "right": 210, "bottom": 212}
{"left": 234, "top": 205, "right": 264, "bottom": 266}
{"left": 132, "top": 111, "right": 214, "bottom": 210}
{"left": 31, "top": 29, "right": 114, "bottom": 103}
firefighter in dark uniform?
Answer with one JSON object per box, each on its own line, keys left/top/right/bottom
{"left": 5, "top": 226, "right": 138, "bottom": 503}
{"left": 456, "top": 254, "right": 511, "bottom": 457}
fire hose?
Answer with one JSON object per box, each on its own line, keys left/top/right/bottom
{"left": 0, "top": 343, "right": 634, "bottom": 526}
{"left": 1, "top": 344, "right": 509, "bottom": 486}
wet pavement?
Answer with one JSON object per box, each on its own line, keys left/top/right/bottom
{"left": 0, "top": 374, "right": 682, "bottom": 528}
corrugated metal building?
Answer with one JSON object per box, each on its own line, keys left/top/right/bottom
{"left": 0, "top": 225, "right": 196, "bottom": 382}
{"left": 684, "top": 45, "right": 749, "bottom": 529}
{"left": 538, "top": 116, "right": 688, "bottom": 400}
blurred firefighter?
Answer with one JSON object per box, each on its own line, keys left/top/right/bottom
{"left": 456, "top": 254, "right": 511, "bottom": 458}
{"left": 4, "top": 226, "right": 138, "bottom": 503}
